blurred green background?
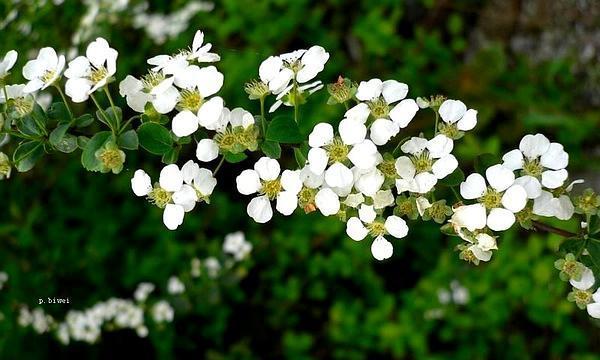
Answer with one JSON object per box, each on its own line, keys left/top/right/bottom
{"left": 1, "top": 0, "right": 600, "bottom": 358}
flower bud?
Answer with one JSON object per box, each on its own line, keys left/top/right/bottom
{"left": 574, "top": 188, "right": 600, "bottom": 216}
{"left": 326, "top": 76, "right": 356, "bottom": 105}
{"left": 95, "top": 141, "right": 126, "bottom": 174}
{"left": 0, "top": 152, "right": 11, "bottom": 180}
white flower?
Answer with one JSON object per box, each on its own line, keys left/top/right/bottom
{"left": 345, "top": 204, "right": 408, "bottom": 260}
{"left": 64, "top": 37, "right": 118, "bottom": 102}
{"left": 459, "top": 164, "right": 527, "bottom": 231}
{"left": 395, "top": 135, "right": 457, "bottom": 194}
{"left": 502, "top": 134, "right": 569, "bottom": 194}
{"left": 236, "top": 157, "right": 302, "bottom": 223}
{"left": 438, "top": 99, "right": 477, "bottom": 132}
{"left": 0, "top": 84, "right": 26, "bottom": 104}
{"left": 223, "top": 231, "right": 252, "bottom": 260}
{"left": 167, "top": 276, "right": 185, "bottom": 294}
{"left": 133, "top": 283, "right": 155, "bottom": 302}
{"left": 570, "top": 266, "right": 595, "bottom": 290}
{"left": 466, "top": 233, "right": 498, "bottom": 262}
{"left": 0, "top": 50, "right": 17, "bottom": 78}
{"left": 195, "top": 107, "right": 255, "bottom": 162}
{"left": 450, "top": 204, "right": 487, "bottom": 232}
{"left": 119, "top": 73, "right": 179, "bottom": 114}
{"left": 532, "top": 190, "right": 575, "bottom": 220}
{"left": 152, "top": 300, "right": 174, "bottom": 323}
{"left": 131, "top": 170, "right": 152, "bottom": 196}
{"left": 188, "top": 30, "right": 220, "bottom": 62}
{"left": 22, "top": 47, "right": 65, "bottom": 93}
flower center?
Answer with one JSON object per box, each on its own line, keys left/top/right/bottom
{"left": 89, "top": 66, "right": 109, "bottom": 85}
{"left": 178, "top": 89, "right": 204, "bottom": 113}
{"left": 367, "top": 221, "right": 386, "bottom": 236}
{"left": 368, "top": 98, "right": 389, "bottom": 118}
{"left": 147, "top": 187, "right": 172, "bottom": 209}
{"left": 324, "top": 138, "right": 349, "bottom": 164}
{"left": 298, "top": 187, "right": 316, "bottom": 211}
{"left": 0, "top": 159, "right": 10, "bottom": 178}
{"left": 459, "top": 248, "right": 478, "bottom": 264}
{"left": 41, "top": 70, "right": 56, "bottom": 84}
{"left": 98, "top": 148, "right": 124, "bottom": 171}
{"left": 12, "top": 97, "right": 33, "bottom": 116}
{"left": 412, "top": 152, "right": 433, "bottom": 173}
{"left": 479, "top": 188, "right": 502, "bottom": 209}
{"left": 215, "top": 130, "right": 237, "bottom": 152}
{"left": 244, "top": 80, "right": 270, "bottom": 99}
{"left": 284, "top": 59, "right": 302, "bottom": 74}
{"left": 261, "top": 179, "right": 282, "bottom": 200}
{"left": 142, "top": 72, "right": 166, "bottom": 91}
{"left": 522, "top": 158, "right": 543, "bottom": 177}
{"left": 562, "top": 260, "right": 583, "bottom": 279}
{"left": 378, "top": 159, "right": 398, "bottom": 179}
{"left": 439, "top": 123, "right": 461, "bottom": 139}
{"left": 328, "top": 77, "right": 353, "bottom": 103}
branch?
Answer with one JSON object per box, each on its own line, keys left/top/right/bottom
{"left": 532, "top": 220, "right": 578, "bottom": 238}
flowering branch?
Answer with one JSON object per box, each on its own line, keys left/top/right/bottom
{"left": 532, "top": 220, "right": 578, "bottom": 238}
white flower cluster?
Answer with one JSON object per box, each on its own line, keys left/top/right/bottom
{"left": 450, "top": 133, "right": 580, "bottom": 263}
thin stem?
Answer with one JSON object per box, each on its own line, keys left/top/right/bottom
{"left": 0, "top": 130, "right": 38, "bottom": 140}
{"left": 392, "top": 136, "right": 411, "bottom": 156}
{"left": 53, "top": 84, "right": 73, "bottom": 120}
{"left": 343, "top": 101, "right": 349, "bottom": 110}
{"left": 118, "top": 115, "right": 140, "bottom": 135}
{"left": 103, "top": 86, "right": 119, "bottom": 129}
{"left": 2, "top": 85, "right": 9, "bottom": 120}
{"left": 293, "top": 79, "right": 299, "bottom": 123}
{"left": 213, "top": 156, "right": 226, "bottom": 175}
{"left": 259, "top": 97, "right": 267, "bottom": 137}
{"left": 532, "top": 220, "right": 577, "bottom": 238}
{"left": 450, "top": 186, "right": 461, "bottom": 202}
{"left": 294, "top": 101, "right": 299, "bottom": 123}
{"left": 434, "top": 109, "right": 439, "bottom": 135}
{"left": 90, "top": 93, "right": 114, "bottom": 134}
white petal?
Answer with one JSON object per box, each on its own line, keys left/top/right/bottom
{"left": 276, "top": 191, "right": 298, "bottom": 216}
{"left": 373, "top": 189, "right": 395, "bottom": 209}
{"left": 195, "top": 66, "right": 224, "bottom": 97}
{"left": 358, "top": 204, "right": 377, "bottom": 223}
{"left": 193, "top": 168, "right": 217, "bottom": 196}
{"left": 64, "top": 56, "right": 91, "bottom": 79}
{"left": 308, "top": 123, "right": 334, "bottom": 147}
{"left": 307, "top": 147, "right": 329, "bottom": 175}
{"left": 514, "top": 175, "right": 542, "bottom": 199}
{"left": 540, "top": 143, "right": 568, "bottom": 170}
{"left": 269, "top": 68, "right": 294, "bottom": 94}
{"left": 348, "top": 140, "right": 379, "bottom": 170}
{"left": 370, "top": 118, "right": 399, "bottom": 146}
{"left": 501, "top": 184, "right": 527, "bottom": 213}
{"left": 519, "top": 134, "right": 550, "bottom": 159}
{"left": 315, "top": 188, "right": 340, "bottom": 216}
{"left": 343, "top": 193, "right": 365, "bottom": 208}
{"left": 389, "top": 99, "right": 419, "bottom": 128}
{"left": 65, "top": 78, "right": 92, "bottom": 102}
{"left": 236, "top": 169, "right": 261, "bottom": 195}
{"left": 259, "top": 56, "right": 283, "bottom": 83}
{"left": 475, "top": 233, "right": 498, "bottom": 251}
{"left": 325, "top": 162, "right": 354, "bottom": 188}
{"left": 385, "top": 216, "right": 408, "bottom": 238}
{"left": 381, "top": 80, "right": 408, "bottom": 103}
{"left": 198, "top": 97, "right": 224, "bottom": 130}
{"left": 485, "top": 164, "right": 515, "bottom": 192}
{"left": 159, "top": 164, "right": 183, "bottom": 192}
{"left": 427, "top": 134, "right": 454, "bottom": 159}
{"left": 346, "top": 217, "right": 368, "bottom": 241}
{"left": 414, "top": 172, "right": 437, "bottom": 193}
{"left": 541, "top": 169, "right": 568, "bottom": 189}
{"left": 438, "top": 99, "right": 467, "bottom": 124}
{"left": 356, "top": 78, "right": 382, "bottom": 101}
{"left": 131, "top": 170, "right": 152, "bottom": 196}
{"left": 432, "top": 154, "right": 458, "bottom": 179}
{"left": 195, "top": 139, "right": 219, "bottom": 162}
{"left": 532, "top": 191, "right": 555, "bottom": 217}
{"left": 181, "top": 160, "right": 200, "bottom": 184}
{"left": 152, "top": 86, "right": 179, "bottom": 114}
{"left": 371, "top": 236, "right": 393, "bottom": 261}
{"left": 470, "top": 245, "right": 492, "bottom": 262}
{"left": 570, "top": 267, "right": 595, "bottom": 290}
{"left": 593, "top": 289, "right": 600, "bottom": 303}
{"left": 339, "top": 119, "right": 367, "bottom": 145}
{"left": 457, "top": 109, "right": 477, "bottom": 131}
{"left": 172, "top": 184, "right": 198, "bottom": 212}
{"left": 502, "top": 149, "right": 524, "bottom": 171}
{"left": 247, "top": 196, "right": 273, "bottom": 223}
{"left": 254, "top": 157, "right": 281, "bottom": 181}
{"left": 587, "top": 303, "right": 600, "bottom": 319}
{"left": 460, "top": 173, "right": 487, "bottom": 199}
{"left": 280, "top": 169, "right": 302, "bottom": 193}
{"left": 163, "top": 204, "right": 185, "bottom": 230}
{"left": 394, "top": 156, "right": 416, "bottom": 180}
{"left": 344, "top": 103, "right": 370, "bottom": 123}
{"left": 416, "top": 196, "right": 432, "bottom": 216}
{"left": 172, "top": 110, "right": 199, "bottom": 137}
{"left": 401, "top": 137, "right": 428, "bottom": 155}
{"left": 554, "top": 195, "right": 575, "bottom": 220}
{"left": 450, "top": 204, "right": 487, "bottom": 232}
{"left": 355, "top": 168, "right": 384, "bottom": 197}
{"left": 229, "top": 107, "right": 254, "bottom": 128}
{"left": 487, "top": 208, "right": 516, "bottom": 231}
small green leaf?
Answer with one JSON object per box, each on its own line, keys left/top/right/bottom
{"left": 81, "top": 131, "right": 112, "bottom": 171}
{"left": 266, "top": 115, "right": 303, "bottom": 144}
{"left": 13, "top": 141, "right": 44, "bottom": 172}
{"left": 439, "top": 168, "right": 465, "bottom": 187}
{"left": 559, "top": 238, "right": 585, "bottom": 255}
{"left": 474, "top": 153, "right": 500, "bottom": 173}
{"left": 47, "top": 102, "right": 69, "bottom": 122}
{"left": 224, "top": 152, "right": 247, "bottom": 163}
{"left": 77, "top": 136, "right": 90, "bottom": 149}
{"left": 96, "top": 106, "right": 122, "bottom": 132}
{"left": 74, "top": 114, "right": 94, "bottom": 128}
{"left": 49, "top": 124, "right": 70, "bottom": 146}
{"left": 261, "top": 140, "right": 281, "bottom": 159}
{"left": 118, "top": 130, "right": 139, "bottom": 150}
{"left": 54, "top": 134, "right": 78, "bottom": 153}
{"left": 137, "top": 122, "right": 173, "bottom": 155}
{"left": 161, "top": 147, "right": 180, "bottom": 164}
{"left": 440, "top": 223, "right": 458, "bottom": 237}
{"left": 294, "top": 147, "right": 307, "bottom": 168}
{"left": 16, "top": 115, "right": 44, "bottom": 137}
{"left": 583, "top": 240, "right": 600, "bottom": 275}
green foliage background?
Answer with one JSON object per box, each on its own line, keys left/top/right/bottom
{"left": 0, "top": 0, "right": 599, "bottom": 358}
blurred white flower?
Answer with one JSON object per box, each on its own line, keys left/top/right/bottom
{"left": 223, "top": 231, "right": 252, "bottom": 261}
{"left": 167, "top": 276, "right": 185, "bottom": 295}
{"left": 0, "top": 50, "right": 17, "bottom": 79}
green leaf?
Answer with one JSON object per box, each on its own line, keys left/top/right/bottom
{"left": 16, "top": 115, "right": 44, "bottom": 137}
{"left": 77, "top": 136, "right": 90, "bottom": 149}
{"left": 261, "top": 140, "right": 281, "bottom": 159}
{"left": 224, "top": 152, "right": 247, "bottom": 163}
{"left": 74, "top": 114, "right": 94, "bottom": 128}
{"left": 583, "top": 240, "right": 600, "bottom": 275}
{"left": 559, "top": 238, "right": 585, "bottom": 255}
{"left": 118, "top": 130, "right": 139, "bottom": 150}
{"left": 81, "top": 131, "right": 112, "bottom": 171}
{"left": 294, "top": 147, "right": 307, "bottom": 168}
{"left": 47, "top": 102, "right": 70, "bottom": 122}
{"left": 12, "top": 141, "right": 44, "bottom": 172}
{"left": 439, "top": 168, "right": 465, "bottom": 187}
{"left": 96, "top": 106, "right": 122, "bottom": 132}
{"left": 266, "top": 115, "right": 303, "bottom": 144}
{"left": 54, "top": 134, "right": 78, "bottom": 153}
{"left": 474, "top": 153, "right": 500, "bottom": 173}
{"left": 161, "top": 147, "right": 180, "bottom": 164}
{"left": 137, "top": 122, "right": 173, "bottom": 155}
{"left": 49, "top": 124, "right": 70, "bottom": 146}
{"left": 440, "top": 223, "right": 458, "bottom": 237}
